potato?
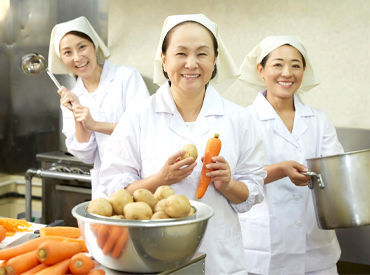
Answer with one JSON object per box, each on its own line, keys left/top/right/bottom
{"left": 124, "top": 202, "right": 152, "bottom": 220}
{"left": 133, "top": 188, "right": 157, "bottom": 209}
{"left": 108, "top": 188, "right": 133, "bottom": 215}
{"left": 151, "top": 211, "right": 170, "bottom": 220}
{"left": 87, "top": 197, "right": 113, "bottom": 217}
{"left": 154, "top": 185, "right": 175, "bottom": 201}
{"left": 164, "top": 194, "right": 191, "bottom": 218}
{"left": 154, "top": 198, "right": 167, "bottom": 212}
{"left": 180, "top": 144, "right": 198, "bottom": 161}
{"left": 110, "top": 215, "right": 125, "bottom": 219}
{"left": 188, "top": 206, "right": 195, "bottom": 217}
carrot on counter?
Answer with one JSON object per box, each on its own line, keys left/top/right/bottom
{"left": 36, "top": 258, "right": 70, "bottom": 275}
{"left": 88, "top": 269, "right": 105, "bottom": 275}
{"left": 40, "top": 226, "right": 81, "bottom": 239}
{"left": 0, "top": 218, "right": 31, "bottom": 237}
{"left": 69, "top": 253, "right": 95, "bottom": 274}
{"left": 0, "top": 260, "right": 7, "bottom": 275}
{"left": 44, "top": 236, "right": 88, "bottom": 252}
{"left": 111, "top": 227, "right": 129, "bottom": 259}
{"left": 196, "top": 133, "right": 222, "bottom": 199}
{"left": 5, "top": 251, "right": 39, "bottom": 275}
{"left": 37, "top": 240, "right": 83, "bottom": 265}
{"left": 0, "top": 226, "right": 6, "bottom": 242}
{"left": 20, "top": 263, "right": 48, "bottom": 275}
{"left": 0, "top": 237, "right": 54, "bottom": 260}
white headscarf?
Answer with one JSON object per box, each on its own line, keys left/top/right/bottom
{"left": 48, "top": 16, "right": 110, "bottom": 74}
{"left": 153, "top": 14, "right": 238, "bottom": 86}
{"left": 238, "top": 35, "right": 319, "bottom": 92}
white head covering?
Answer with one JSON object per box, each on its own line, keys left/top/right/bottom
{"left": 48, "top": 16, "right": 110, "bottom": 74}
{"left": 238, "top": 35, "right": 319, "bottom": 92}
{"left": 153, "top": 14, "right": 238, "bottom": 86}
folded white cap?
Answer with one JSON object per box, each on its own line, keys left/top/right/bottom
{"left": 238, "top": 35, "right": 319, "bottom": 92}
{"left": 48, "top": 16, "right": 110, "bottom": 74}
{"left": 153, "top": 14, "right": 238, "bottom": 86}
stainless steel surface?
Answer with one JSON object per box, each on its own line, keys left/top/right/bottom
{"left": 0, "top": 0, "right": 107, "bottom": 173}
{"left": 306, "top": 149, "right": 370, "bottom": 229}
{"left": 21, "top": 52, "right": 61, "bottom": 89}
{"left": 72, "top": 200, "right": 213, "bottom": 273}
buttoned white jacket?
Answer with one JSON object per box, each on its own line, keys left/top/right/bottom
{"left": 239, "top": 91, "right": 344, "bottom": 274}
{"left": 99, "top": 82, "right": 266, "bottom": 275}
{"left": 61, "top": 60, "right": 149, "bottom": 198}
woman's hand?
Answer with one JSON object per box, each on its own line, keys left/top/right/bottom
{"left": 57, "top": 86, "right": 79, "bottom": 111}
{"left": 204, "top": 155, "right": 232, "bottom": 191}
{"left": 282, "top": 160, "right": 310, "bottom": 186}
{"left": 158, "top": 150, "right": 197, "bottom": 186}
{"left": 72, "top": 103, "right": 96, "bottom": 131}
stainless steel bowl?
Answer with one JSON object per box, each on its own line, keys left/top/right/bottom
{"left": 72, "top": 200, "right": 213, "bottom": 273}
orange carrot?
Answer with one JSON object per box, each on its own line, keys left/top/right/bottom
{"left": 20, "top": 263, "right": 48, "bottom": 275}
{"left": 36, "top": 258, "right": 70, "bottom": 275}
{"left": 37, "top": 240, "right": 83, "bottom": 265}
{"left": 5, "top": 251, "right": 39, "bottom": 275}
{"left": 0, "top": 237, "right": 54, "bottom": 260}
{"left": 102, "top": 226, "right": 122, "bottom": 255}
{"left": 197, "top": 133, "right": 222, "bottom": 199}
{"left": 69, "top": 253, "right": 94, "bottom": 274}
{"left": 40, "top": 226, "right": 81, "bottom": 239}
{"left": 88, "top": 269, "right": 105, "bottom": 275}
{"left": 0, "top": 219, "right": 31, "bottom": 237}
{"left": 43, "top": 236, "right": 88, "bottom": 252}
{"left": 0, "top": 226, "right": 6, "bottom": 242}
{"left": 0, "top": 260, "right": 7, "bottom": 275}
{"left": 111, "top": 227, "right": 129, "bottom": 259}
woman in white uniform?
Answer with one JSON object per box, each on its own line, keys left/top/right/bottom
{"left": 48, "top": 16, "right": 149, "bottom": 198}
{"left": 99, "top": 14, "right": 266, "bottom": 275}
{"left": 238, "top": 35, "right": 344, "bottom": 275}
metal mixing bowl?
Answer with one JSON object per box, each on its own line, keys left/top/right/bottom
{"left": 72, "top": 200, "right": 214, "bottom": 273}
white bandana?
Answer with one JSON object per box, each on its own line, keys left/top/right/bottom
{"left": 153, "top": 14, "right": 238, "bottom": 86}
{"left": 48, "top": 16, "right": 110, "bottom": 74}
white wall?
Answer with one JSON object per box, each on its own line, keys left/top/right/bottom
{"left": 108, "top": 0, "right": 370, "bottom": 129}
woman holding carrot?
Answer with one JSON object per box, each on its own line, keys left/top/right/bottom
{"left": 237, "top": 36, "right": 343, "bottom": 275}
{"left": 99, "top": 14, "right": 266, "bottom": 274}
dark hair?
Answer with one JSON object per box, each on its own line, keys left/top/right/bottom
{"left": 66, "top": 31, "right": 94, "bottom": 45}
{"left": 161, "top": 21, "right": 218, "bottom": 80}
{"left": 260, "top": 44, "right": 306, "bottom": 68}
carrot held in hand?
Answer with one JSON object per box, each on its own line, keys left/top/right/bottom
{"left": 37, "top": 240, "right": 83, "bottom": 265}
{"left": 197, "top": 133, "right": 222, "bottom": 199}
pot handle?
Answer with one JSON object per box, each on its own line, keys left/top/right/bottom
{"left": 301, "top": 171, "right": 325, "bottom": 189}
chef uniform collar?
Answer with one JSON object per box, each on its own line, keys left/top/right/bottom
{"left": 48, "top": 16, "right": 110, "bottom": 74}
{"left": 238, "top": 35, "right": 319, "bottom": 92}
{"left": 153, "top": 13, "right": 238, "bottom": 86}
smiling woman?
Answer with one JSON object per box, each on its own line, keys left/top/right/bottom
{"left": 47, "top": 16, "right": 150, "bottom": 199}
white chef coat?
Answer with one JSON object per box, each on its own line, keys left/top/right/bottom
{"left": 99, "top": 82, "right": 266, "bottom": 275}
{"left": 61, "top": 60, "right": 149, "bottom": 199}
{"left": 239, "top": 91, "right": 344, "bottom": 275}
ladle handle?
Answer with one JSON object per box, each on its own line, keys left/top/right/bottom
{"left": 46, "top": 69, "right": 61, "bottom": 90}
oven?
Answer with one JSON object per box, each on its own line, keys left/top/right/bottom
{"left": 25, "top": 151, "right": 93, "bottom": 226}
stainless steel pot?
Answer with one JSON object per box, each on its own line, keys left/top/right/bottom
{"left": 305, "top": 149, "right": 370, "bottom": 229}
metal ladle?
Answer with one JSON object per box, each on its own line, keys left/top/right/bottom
{"left": 21, "top": 53, "right": 61, "bottom": 89}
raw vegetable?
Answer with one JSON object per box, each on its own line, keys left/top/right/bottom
{"left": 88, "top": 269, "right": 105, "bottom": 275}
{"left": 69, "top": 253, "right": 95, "bottom": 274}
{"left": 5, "top": 251, "right": 39, "bottom": 275}
{"left": 0, "top": 226, "right": 6, "bottom": 242}
{"left": 0, "top": 237, "right": 52, "bottom": 260}
{"left": 37, "top": 240, "right": 83, "bottom": 265}
{"left": 40, "top": 226, "right": 81, "bottom": 239}
{"left": 0, "top": 218, "right": 31, "bottom": 236}
{"left": 20, "top": 263, "right": 48, "bottom": 275}
{"left": 0, "top": 260, "right": 7, "bottom": 275}
{"left": 111, "top": 227, "right": 129, "bottom": 259}
{"left": 36, "top": 258, "right": 70, "bottom": 275}
{"left": 196, "top": 133, "right": 222, "bottom": 199}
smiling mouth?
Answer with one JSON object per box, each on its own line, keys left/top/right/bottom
{"left": 75, "top": 61, "right": 88, "bottom": 69}
{"left": 182, "top": 74, "right": 200, "bottom": 79}
{"left": 278, "top": 81, "right": 293, "bottom": 87}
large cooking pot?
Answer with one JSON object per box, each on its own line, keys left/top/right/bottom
{"left": 304, "top": 149, "right": 370, "bottom": 229}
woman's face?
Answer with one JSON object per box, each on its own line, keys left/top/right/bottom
{"left": 59, "top": 33, "right": 98, "bottom": 78}
{"left": 257, "top": 45, "right": 305, "bottom": 99}
{"left": 161, "top": 22, "right": 217, "bottom": 95}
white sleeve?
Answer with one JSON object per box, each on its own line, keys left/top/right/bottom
{"left": 122, "top": 69, "right": 150, "bottom": 112}
{"left": 319, "top": 112, "right": 344, "bottom": 157}
{"left": 98, "top": 111, "right": 142, "bottom": 197}
{"left": 61, "top": 105, "right": 97, "bottom": 164}
{"left": 230, "top": 110, "right": 266, "bottom": 213}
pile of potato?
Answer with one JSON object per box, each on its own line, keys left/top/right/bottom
{"left": 87, "top": 186, "right": 194, "bottom": 220}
